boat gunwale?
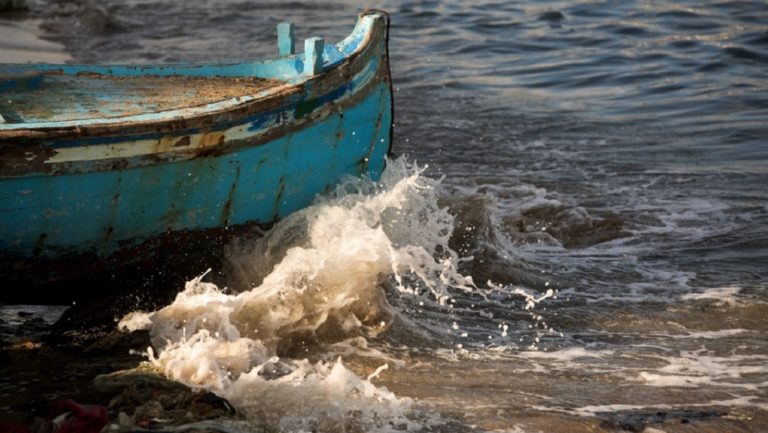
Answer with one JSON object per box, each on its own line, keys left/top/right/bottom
{"left": 0, "top": 11, "right": 384, "bottom": 137}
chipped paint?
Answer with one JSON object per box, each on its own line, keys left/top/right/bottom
{"left": 0, "top": 11, "right": 394, "bottom": 292}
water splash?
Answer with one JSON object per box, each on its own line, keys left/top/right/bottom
{"left": 119, "top": 157, "right": 551, "bottom": 431}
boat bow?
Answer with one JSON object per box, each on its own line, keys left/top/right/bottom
{"left": 0, "top": 11, "right": 393, "bottom": 301}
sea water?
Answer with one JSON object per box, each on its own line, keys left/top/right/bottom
{"left": 16, "top": 0, "right": 768, "bottom": 431}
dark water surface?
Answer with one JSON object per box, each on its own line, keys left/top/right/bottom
{"left": 5, "top": 0, "right": 768, "bottom": 432}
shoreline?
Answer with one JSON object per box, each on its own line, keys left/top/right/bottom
{"left": 2, "top": 324, "right": 766, "bottom": 432}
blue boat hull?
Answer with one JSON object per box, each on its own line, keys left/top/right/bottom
{"left": 0, "top": 12, "right": 393, "bottom": 300}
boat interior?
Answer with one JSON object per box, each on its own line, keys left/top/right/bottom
{"left": 0, "top": 72, "right": 280, "bottom": 123}
{"left": 0, "top": 13, "right": 375, "bottom": 127}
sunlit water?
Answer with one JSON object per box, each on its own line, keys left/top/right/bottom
{"left": 18, "top": 0, "right": 768, "bottom": 431}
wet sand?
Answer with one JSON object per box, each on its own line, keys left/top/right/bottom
{"left": 2, "top": 307, "right": 765, "bottom": 433}
{"left": 0, "top": 310, "right": 258, "bottom": 430}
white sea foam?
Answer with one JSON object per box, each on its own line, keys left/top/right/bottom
{"left": 681, "top": 286, "right": 741, "bottom": 305}
{"left": 630, "top": 196, "right": 734, "bottom": 242}
{"left": 519, "top": 347, "right": 614, "bottom": 362}
{"left": 223, "top": 358, "right": 412, "bottom": 433}
{"left": 655, "top": 328, "right": 749, "bottom": 340}
{"left": 450, "top": 181, "right": 563, "bottom": 216}
{"left": 563, "top": 396, "right": 768, "bottom": 417}
{"left": 120, "top": 158, "right": 549, "bottom": 432}
{"left": 507, "top": 347, "right": 622, "bottom": 375}
{"left": 638, "top": 349, "right": 768, "bottom": 390}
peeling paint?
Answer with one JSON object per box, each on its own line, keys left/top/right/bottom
{"left": 0, "top": 11, "right": 394, "bottom": 294}
{"left": 198, "top": 131, "right": 226, "bottom": 148}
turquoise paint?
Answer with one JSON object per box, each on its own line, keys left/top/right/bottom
{"left": 0, "top": 15, "right": 373, "bottom": 128}
{"left": 0, "top": 50, "right": 370, "bottom": 129}
{"left": 0, "top": 12, "right": 393, "bottom": 266}
{"left": 0, "top": 72, "right": 44, "bottom": 92}
{"left": 277, "top": 22, "right": 295, "bottom": 56}
{"left": 0, "top": 16, "right": 376, "bottom": 133}
{"left": 46, "top": 52, "right": 376, "bottom": 152}
{"left": 304, "top": 37, "right": 325, "bottom": 76}
{"left": 0, "top": 81, "right": 391, "bottom": 257}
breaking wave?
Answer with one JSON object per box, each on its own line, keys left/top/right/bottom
{"left": 119, "top": 157, "right": 551, "bottom": 432}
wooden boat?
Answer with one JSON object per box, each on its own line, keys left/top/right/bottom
{"left": 0, "top": 11, "right": 393, "bottom": 302}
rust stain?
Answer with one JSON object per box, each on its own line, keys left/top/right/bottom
{"left": 152, "top": 134, "right": 192, "bottom": 154}
{"left": 75, "top": 71, "right": 104, "bottom": 78}
{"left": 190, "top": 131, "right": 227, "bottom": 158}
{"left": 4, "top": 74, "right": 280, "bottom": 124}
{"left": 221, "top": 166, "right": 240, "bottom": 226}
{"left": 154, "top": 135, "right": 178, "bottom": 153}
{"left": 361, "top": 111, "right": 384, "bottom": 172}
{"left": 32, "top": 233, "right": 47, "bottom": 257}
{"left": 272, "top": 176, "right": 286, "bottom": 221}
{"left": 103, "top": 177, "right": 121, "bottom": 241}
{"left": 0, "top": 16, "right": 390, "bottom": 179}
{"left": 162, "top": 203, "right": 183, "bottom": 229}
{"left": 199, "top": 131, "right": 225, "bottom": 148}
{"left": 102, "top": 226, "right": 114, "bottom": 242}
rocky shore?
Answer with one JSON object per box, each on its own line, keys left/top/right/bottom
{"left": 0, "top": 309, "right": 270, "bottom": 433}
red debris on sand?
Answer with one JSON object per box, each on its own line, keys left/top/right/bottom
{"left": 51, "top": 399, "right": 108, "bottom": 433}
{"left": 0, "top": 400, "right": 107, "bottom": 433}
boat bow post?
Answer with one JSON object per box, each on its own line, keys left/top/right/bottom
{"left": 303, "top": 37, "right": 325, "bottom": 76}
{"left": 277, "top": 22, "right": 295, "bottom": 56}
